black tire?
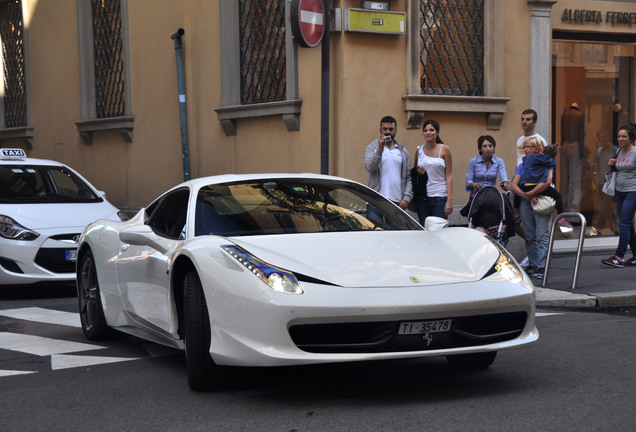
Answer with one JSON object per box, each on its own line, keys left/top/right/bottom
{"left": 77, "top": 248, "right": 112, "bottom": 340}
{"left": 184, "top": 271, "right": 221, "bottom": 391}
{"left": 446, "top": 351, "right": 497, "bottom": 370}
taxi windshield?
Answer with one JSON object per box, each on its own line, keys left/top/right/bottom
{"left": 0, "top": 165, "right": 103, "bottom": 204}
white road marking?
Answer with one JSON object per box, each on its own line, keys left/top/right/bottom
{"left": 0, "top": 369, "right": 37, "bottom": 377}
{"left": 0, "top": 332, "right": 104, "bottom": 356}
{"left": 51, "top": 354, "right": 140, "bottom": 370}
{"left": 536, "top": 312, "right": 564, "bottom": 317}
{"left": 0, "top": 307, "right": 80, "bottom": 328}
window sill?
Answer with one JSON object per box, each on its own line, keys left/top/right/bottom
{"left": 76, "top": 116, "right": 135, "bottom": 145}
{"left": 0, "top": 127, "right": 34, "bottom": 149}
{"left": 403, "top": 95, "right": 510, "bottom": 130}
{"left": 215, "top": 100, "right": 302, "bottom": 136}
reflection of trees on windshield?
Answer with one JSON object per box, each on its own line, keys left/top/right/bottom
{"left": 250, "top": 182, "right": 380, "bottom": 232}
{"left": 197, "top": 179, "right": 419, "bottom": 236}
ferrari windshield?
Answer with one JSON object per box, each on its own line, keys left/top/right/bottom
{"left": 194, "top": 178, "right": 421, "bottom": 236}
{"left": 0, "top": 165, "right": 103, "bottom": 204}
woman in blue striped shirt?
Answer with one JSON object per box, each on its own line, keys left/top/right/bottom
{"left": 466, "top": 135, "right": 511, "bottom": 196}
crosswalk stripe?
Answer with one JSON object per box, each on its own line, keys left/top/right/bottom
{"left": 51, "top": 354, "right": 141, "bottom": 370}
{"left": 0, "top": 307, "right": 80, "bottom": 328}
{"left": 0, "top": 332, "right": 104, "bottom": 356}
{"left": 0, "top": 369, "right": 37, "bottom": 377}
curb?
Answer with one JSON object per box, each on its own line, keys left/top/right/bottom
{"left": 536, "top": 287, "right": 636, "bottom": 309}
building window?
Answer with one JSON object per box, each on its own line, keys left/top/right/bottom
{"left": 0, "top": 0, "right": 25, "bottom": 127}
{"left": 216, "top": 0, "right": 301, "bottom": 136}
{"left": 76, "top": 0, "right": 133, "bottom": 145}
{"left": 239, "top": 0, "right": 286, "bottom": 104}
{"left": 92, "top": 0, "right": 126, "bottom": 118}
{"left": 404, "top": 0, "right": 508, "bottom": 130}
{"left": 0, "top": 0, "right": 32, "bottom": 147}
{"left": 420, "top": 0, "right": 484, "bottom": 96}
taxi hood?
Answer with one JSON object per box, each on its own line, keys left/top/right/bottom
{"left": 229, "top": 228, "right": 501, "bottom": 287}
{"left": 3, "top": 202, "right": 120, "bottom": 231}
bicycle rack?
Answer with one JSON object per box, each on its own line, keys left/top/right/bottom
{"left": 543, "top": 212, "right": 586, "bottom": 290}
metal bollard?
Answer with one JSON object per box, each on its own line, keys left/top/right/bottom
{"left": 543, "top": 212, "right": 586, "bottom": 290}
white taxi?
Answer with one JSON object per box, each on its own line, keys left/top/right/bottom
{"left": 0, "top": 148, "right": 122, "bottom": 286}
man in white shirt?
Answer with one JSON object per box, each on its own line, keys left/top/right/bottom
{"left": 364, "top": 116, "right": 413, "bottom": 210}
{"left": 516, "top": 109, "right": 548, "bottom": 168}
{"left": 514, "top": 109, "right": 548, "bottom": 270}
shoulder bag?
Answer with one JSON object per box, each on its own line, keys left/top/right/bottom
{"left": 531, "top": 194, "right": 556, "bottom": 215}
{"left": 602, "top": 149, "right": 621, "bottom": 197}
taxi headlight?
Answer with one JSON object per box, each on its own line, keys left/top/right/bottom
{"left": 484, "top": 236, "right": 523, "bottom": 283}
{"left": 222, "top": 245, "right": 303, "bottom": 294}
{"left": 0, "top": 215, "right": 40, "bottom": 241}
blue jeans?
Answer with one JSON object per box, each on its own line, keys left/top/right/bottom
{"left": 416, "top": 196, "right": 447, "bottom": 225}
{"left": 520, "top": 198, "right": 550, "bottom": 271}
{"left": 614, "top": 191, "right": 636, "bottom": 258}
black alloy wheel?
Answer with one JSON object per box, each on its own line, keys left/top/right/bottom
{"left": 77, "top": 248, "right": 111, "bottom": 340}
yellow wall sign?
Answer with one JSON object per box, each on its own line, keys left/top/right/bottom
{"left": 344, "top": 8, "right": 406, "bottom": 34}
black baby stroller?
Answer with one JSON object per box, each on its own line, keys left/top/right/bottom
{"left": 460, "top": 186, "right": 515, "bottom": 245}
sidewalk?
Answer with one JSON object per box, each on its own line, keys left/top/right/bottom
{"left": 533, "top": 251, "right": 636, "bottom": 309}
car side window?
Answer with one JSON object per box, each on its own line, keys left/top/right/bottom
{"left": 146, "top": 188, "right": 189, "bottom": 240}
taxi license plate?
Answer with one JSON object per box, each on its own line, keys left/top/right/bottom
{"left": 65, "top": 250, "right": 77, "bottom": 262}
{"left": 398, "top": 319, "right": 452, "bottom": 335}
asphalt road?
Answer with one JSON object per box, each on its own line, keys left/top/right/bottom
{"left": 1, "top": 294, "right": 636, "bottom": 431}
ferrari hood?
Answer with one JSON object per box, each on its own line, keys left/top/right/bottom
{"left": 229, "top": 228, "right": 501, "bottom": 287}
{"left": 2, "top": 202, "right": 120, "bottom": 231}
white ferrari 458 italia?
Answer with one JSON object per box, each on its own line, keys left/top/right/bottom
{"left": 76, "top": 173, "right": 538, "bottom": 390}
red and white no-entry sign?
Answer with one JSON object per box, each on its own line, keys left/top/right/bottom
{"left": 290, "top": 0, "right": 326, "bottom": 48}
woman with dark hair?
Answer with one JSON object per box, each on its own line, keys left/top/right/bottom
{"left": 465, "top": 135, "right": 510, "bottom": 196}
{"left": 413, "top": 119, "right": 453, "bottom": 223}
{"left": 602, "top": 124, "right": 636, "bottom": 267}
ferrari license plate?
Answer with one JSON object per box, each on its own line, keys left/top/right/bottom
{"left": 65, "top": 250, "right": 77, "bottom": 262}
{"left": 398, "top": 319, "right": 452, "bottom": 335}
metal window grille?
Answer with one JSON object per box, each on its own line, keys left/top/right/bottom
{"left": 238, "top": 0, "right": 286, "bottom": 104}
{"left": 419, "top": 0, "right": 484, "bottom": 96}
{"left": 92, "top": 0, "right": 125, "bottom": 118}
{"left": 0, "top": 0, "right": 26, "bottom": 128}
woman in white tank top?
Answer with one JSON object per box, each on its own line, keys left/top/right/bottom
{"left": 413, "top": 119, "right": 454, "bottom": 224}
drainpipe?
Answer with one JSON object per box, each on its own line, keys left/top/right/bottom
{"left": 170, "top": 28, "right": 191, "bottom": 181}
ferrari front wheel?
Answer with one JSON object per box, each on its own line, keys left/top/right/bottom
{"left": 183, "top": 271, "right": 221, "bottom": 391}
{"left": 77, "top": 248, "right": 111, "bottom": 340}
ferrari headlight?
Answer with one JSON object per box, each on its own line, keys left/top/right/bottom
{"left": 0, "top": 215, "right": 40, "bottom": 241}
{"left": 222, "top": 245, "right": 303, "bottom": 294}
{"left": 484, "top": 237, "right": 523, "bottom": 283}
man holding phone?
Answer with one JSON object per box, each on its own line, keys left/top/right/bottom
{"left": 364, "top": 115, "right": 413, "bottom": 210}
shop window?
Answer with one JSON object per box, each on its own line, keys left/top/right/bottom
{"left": 76, "top": 0, "right": 134, "bottom": 145}
{"left": 216, "top": 0, "right": 301, "bottom": 136}
{"left": 552, "top": 37, "right": 635, "bottom": 237}
{"left": 0, "top": 0, "right": 33, "bottom": 148}
{"left": 404, "top": 0, "right": 508, "bottom": 130}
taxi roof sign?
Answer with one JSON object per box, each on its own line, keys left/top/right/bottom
{"left": 1, "top": 148, "right": 27, "bottom": 159}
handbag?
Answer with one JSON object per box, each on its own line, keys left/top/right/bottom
{"left": 602, "top": 170, "right": 617, "bottom": 196}
{"left": 411, "top": 145, "right": 428, "bottom": 200}
{"left": 531, "top": 195, "right": 556, "bottom": 215}
{"left": 602, "top": 149, "right": 621, "bottom": 197}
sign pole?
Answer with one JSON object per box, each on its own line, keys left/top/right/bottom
{"left": 320, "top": 0, "right": 330, "bottom": 175}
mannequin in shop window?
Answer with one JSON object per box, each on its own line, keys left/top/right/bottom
{"left": 560, "top": 102, "right": 586, "bottom": 213}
